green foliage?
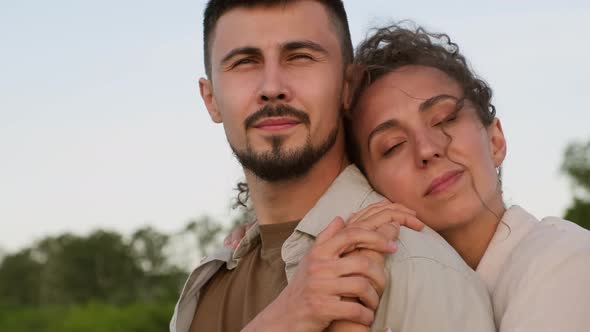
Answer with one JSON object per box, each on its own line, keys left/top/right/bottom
{"left": 0, "top": 302, "right": 175, "bottom": 332}
{"left": 0, "top": 215, "right": 231, "bottom": 329}
{"left": 184, "top": 216, "right": 224, "bottom": 257}
{"left": 562, "top": 140, "right": 590, "bottom": 194}
{"left": 0, "top": 250, "right": 42, "bottom": 305}
{"left": 562, "top": 138, "right": 590, "bottom": 230}
{"left": 36, "top": 231, "right": 143, "bottom": 305}
{"left": 564, "top": 198, "right": 590, "bottom": 230}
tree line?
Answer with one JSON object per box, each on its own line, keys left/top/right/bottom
{"left": 0, "top": 212, "right": 251, "bottom": 332}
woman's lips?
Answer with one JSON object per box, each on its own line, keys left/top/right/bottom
{"left": 425, "top": 170, "right": 464, "bottom": 196}
{"left": 253, "top": 117, "right": 300, "bottom": 131}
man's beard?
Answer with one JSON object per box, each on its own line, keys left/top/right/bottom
{"left": 231, "top": 104, "right": 340, "bottom": 182}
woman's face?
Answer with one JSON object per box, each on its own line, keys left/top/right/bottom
{"left": 352, "top": 65, "right": 506, "bottom": 233}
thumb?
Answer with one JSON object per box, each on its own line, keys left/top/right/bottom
{"left": 315, "top": 216, "right": 346, "bottom": 244}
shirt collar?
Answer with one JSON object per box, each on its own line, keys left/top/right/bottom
{"left": 295, "top": 164, "right": 382, "bottom": 237}
{"left": 233, "top": 165, "right": 381, "bottom": 261}
{"left": 476, "top": 205, "right": 538, "bottom": 295}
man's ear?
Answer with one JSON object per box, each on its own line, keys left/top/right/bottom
{"left": 342, "top": 64, "right": 362, "bottom": 111}
{"left": 488, "top": 118, "right": 507, "bottom": 167}
{"left": 199, "top": 78, "right": 222, "bottom": 123}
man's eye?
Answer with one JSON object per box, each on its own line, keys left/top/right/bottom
{"left": 382, "top": 141, "right": 405, "bottom": 157}
{"left": 232, "top": 58, "right": 256, "bottom": 68}
{"left": 288, "top": 53, "right": 313, "bottom": 61}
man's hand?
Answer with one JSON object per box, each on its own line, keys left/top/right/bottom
{"left": 242, "top": 217, "right": 397, "bottom": 332}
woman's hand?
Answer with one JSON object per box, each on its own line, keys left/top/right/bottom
{"left": 224, "top": 222, "right": 254, "bottom": 250}
{"left": 327, "top": 201, "right": 423, "bottom": 332}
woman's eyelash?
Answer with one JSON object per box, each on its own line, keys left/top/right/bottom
{"left": 435, "top": 109, "right": 460, "bottom": 126}
{"left": 383, "top": 142, "right": 405, "bottom": 156}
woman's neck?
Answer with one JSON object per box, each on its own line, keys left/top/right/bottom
{"left": 440, "top": 198, "right": 506, "bottom": 270}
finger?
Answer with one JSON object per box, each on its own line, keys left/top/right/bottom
{"left": 232, "top": 227, "right": 248, "bottom": 249}
{"left": 356, "top": 209, "right": 421, "bottom": 234}
{"left": 316, "top": 227, "right": 397, "bottom": 258}
{"left": 347, "top": 200, "right": 390, "bottom": 225}
{"left": 322, "top": 295, "right": 375, "bottom": 326}
{"left": 321, "top": 276, "right": 380, "bottom": 311}
{"left": 328, "top": 255, "right": 387, "bottom": 296}
{"left": 224, "top": 227, "right": 242, "bottom": 248}
{"left": 348, "top": 202, "right": 416, "bottom": 226}
{"left": 375, "top": 203, "right": 417, "bottom": 218}
{"left": 345, "top": 248, "right": 387, "bottom": 295}
{"left": 315, "top": 216, "right": 346, "bottom": 245}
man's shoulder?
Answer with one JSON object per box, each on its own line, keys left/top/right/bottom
{"left": 391, "top": 226, "right": 473, "bottom": 276}
{"left": 375, "top": 228, "right": 494, "bottom": 331}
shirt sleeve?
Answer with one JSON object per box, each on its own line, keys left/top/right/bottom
{"left": 373, "top": 256, "right": 496, "bottom": 332}
{"left": 495, "top": 251, "right": 590, "bottom": 332}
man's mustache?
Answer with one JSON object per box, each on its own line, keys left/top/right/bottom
{"left": 244, "top": 104, "right": 310, "bottom": 129}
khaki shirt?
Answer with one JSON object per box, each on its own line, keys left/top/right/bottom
{"left": 477, "top": 205, "right": 590, "bottom": 332}
{"left": 171, "top": 165, "right": 495, "bottom": 332}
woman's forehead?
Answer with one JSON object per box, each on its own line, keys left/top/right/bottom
{"left": 360, "top": 65, "right": 462, "bottom": 105}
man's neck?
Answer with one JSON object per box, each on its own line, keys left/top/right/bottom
{"left": 247, "top": 138, "right": 349, "bottom": 226}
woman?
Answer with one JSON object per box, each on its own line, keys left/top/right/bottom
{"left": 344, "top": 23, "right": 590, "bottom": 331}
{"left": 228, "top": 23, "right": 590, "bottom": 331}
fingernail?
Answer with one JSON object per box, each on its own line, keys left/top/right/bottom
{"left": 388, "top": 240, "right": 397, "bottom": 252}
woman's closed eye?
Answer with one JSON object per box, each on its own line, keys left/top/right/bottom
{"left": 434, "top": 110, "right": 460, "bottom": 127}
{"left": 382, "top": 141, "right": 406, "bottom": 157}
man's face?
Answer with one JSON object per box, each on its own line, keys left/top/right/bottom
{"left": 200, "top": 1, "right": 347, "bottom": 181}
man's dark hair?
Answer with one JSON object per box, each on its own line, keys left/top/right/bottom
{"left": 345, "top": 22, "right": 496, "bottom": 170}
{"left": 203, "top": 0, "right": 353, "bottom": 78}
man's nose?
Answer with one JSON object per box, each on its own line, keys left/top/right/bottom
{"left": 257, "top": 64, "right": 292, "bottom": 104}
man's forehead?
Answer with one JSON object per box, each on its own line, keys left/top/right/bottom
{"left": 210, "top": 1, "right": 339, "bottom": 57}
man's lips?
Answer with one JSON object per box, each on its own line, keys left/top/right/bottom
{"left": 424, "top": 170, "right": 464, "bottom": 196}
{"left": 253, "top": 117, "right": 301, "bottom": 131}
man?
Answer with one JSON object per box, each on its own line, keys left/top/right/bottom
{"left": 171, "top": 1, "right": 495, "bottom": 331}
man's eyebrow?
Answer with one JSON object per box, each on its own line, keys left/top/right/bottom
{"left": 220, "top": 47, "right": 262, "bottom": 66}
{"left": 367, "top": 119, "right": 400, "bottom": 152}
{"left": 418, "top": 94, "right": 460, "bottom": 112}
{"left": 281, "top": 40, "right": 328, "bottom": 54}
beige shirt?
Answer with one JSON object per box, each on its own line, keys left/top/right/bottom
{"left": 171, "top": 165, "right": 495, "bottom": 332}
{"left": 477, "top": 205, "right": 590, "bottom": 332}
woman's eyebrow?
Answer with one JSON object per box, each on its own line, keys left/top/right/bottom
{"left": 418, "top": 94, "right": 460, "bottom": 112}
{"left": 367, "top": 119, "right": 400, "bottom": 153}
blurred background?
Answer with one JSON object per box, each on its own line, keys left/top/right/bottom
{"left": 1, "top": 0, "right": 589, "bottom": 330}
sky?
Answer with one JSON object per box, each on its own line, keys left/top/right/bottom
{"left": 1, "top": 0, "right": 589, "bottom": 253}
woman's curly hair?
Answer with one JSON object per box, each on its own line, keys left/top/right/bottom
{"left": 345, "top": 21, "right": 497, "bottom": 169}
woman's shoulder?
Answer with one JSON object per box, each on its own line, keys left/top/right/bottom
{"left": 520, "top": 213, "right": 590, "bottom": 260}
{"left": 502, "top": 206, "right": 590, "bottom": 263}
{"left": 491, "top": 207, "right": 590, "bottom": 330}
{"left": 495, "top": 206, "right": 590, "bottom": 294}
